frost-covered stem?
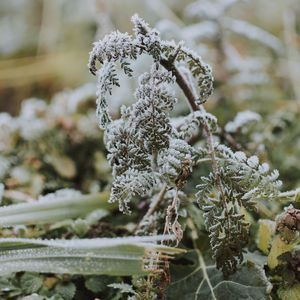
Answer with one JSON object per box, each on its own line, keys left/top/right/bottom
{"left": 160, "top": 59, "right": 224, "bottom": 192}
{"left": 160, "top": 58, "right": 229, "bottom": 226}
{"left": 136, "top": 183, "right": 168, "bottom": 231}
{"left": 160, "top": 58, "right": 199, "bottom": 111}
{"left": 278, "top": 188, "right": 300, "bottom": 200}
{"left": 163, "top": 188, "right": 182, "bottom": 245}
{"left": 151, "top": 149, "right": 158, "bottom": 172}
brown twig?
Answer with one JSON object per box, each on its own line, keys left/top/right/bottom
{"left": 160, "top": 58, "right": 199, "bottom": 112}
{"left": 135, "top": 183, "right": 168, "bottom": 232}
{"left": 163, "top": 188, "right": 183, "bottom": 246}
{"left": 160, "top": 58, "right": 225, "bottom": 198}
{"left": 160, "top": 56, "right": 231, "bottom": 235}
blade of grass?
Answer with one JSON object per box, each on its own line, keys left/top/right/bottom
{"left": 0, "top": 236, "right": 185, "bottom": 276}
{"left": 0, "top": 192, "right": 113, "bottom": 226}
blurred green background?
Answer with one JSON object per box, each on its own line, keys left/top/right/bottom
{"left": 0, "top": 0, "right": 299, "bottom": 114}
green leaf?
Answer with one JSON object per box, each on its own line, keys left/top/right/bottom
{"left": 268, "top": 235, "right": 297, "bottom": 269}
{"left": 54, "top": 282, "right": 76, "bottom": 300}
{"left": 85, "top": 276, "right": 110, "bottom": 293}
{"left": 20, "top": 294, "right": 44, "bottom": 300}
{"left": 257, "top": 219, "right": 275, "bottom": 254}
{"left": 295, "top": 190, "right": 300, "bottom": 202}
{"left": 167, "top": 251, "right": 272, "bottom": 300}
{"left": 0, "top": 236, "right": 183, "bottom": 276}
{"left": 20, "top": 273, "right": 43, "bottom": 294}
{"left": 71, "top": 219, "right": 89, "bottom": 236}
{"left": 108, "top": 283, "right": 136, "bottom": 295}
{"left": 50, "top": 296, "right": 64, "bottom": 300}
{"left": 0, "top": 277, "right": 16, "bottom": 292}
{"left": 0, "top": 192, "right": 110, "bottom": 226}
{"left": 244, "top": 250, "right": 268, "bottom": 267}
{"left": 277, "top": 283, "right": 300, "bottom": 300}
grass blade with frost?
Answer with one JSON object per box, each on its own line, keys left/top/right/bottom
{"left": 0, "top": 192, "right": 112, "bottom": 226}
{"left": 0, "top": 236, "right": 185, "bottom": 276}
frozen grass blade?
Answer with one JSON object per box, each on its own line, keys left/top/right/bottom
{"left": 0, "top": 236, "right": 185, "bottom": 276}
{"left": 0, "top": 192, "right": 111, "bottom": 226}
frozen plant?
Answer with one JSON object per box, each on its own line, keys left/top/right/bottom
{"left": 89, "top": 15, "right": 296, "bottom": 278}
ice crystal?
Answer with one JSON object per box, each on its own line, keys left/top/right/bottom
{"left": 177, "top": 110, "right": 218, "bottom": 140}
{"left": 104, "top": 118, "right": 150, "bottom": 177}
{"left": 158, "top": 139, "right": 194, "bottom": 179}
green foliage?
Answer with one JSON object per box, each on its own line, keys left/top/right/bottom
{"left": 84, "top": 276, "right": 111, "bottom": 293}
{"left": 108, "top": 283, "right": 136, "bottom": 296}
{"left": 277, "top": 283, "right": 300, "bottom": 300}
{"left": 1, "top": 2, "right": 300, "bottom": 299}
{"left": 0, "top": 236, "right": 182, "bottom": 276}
{"left": 167, "top": 251, "right": 272, "bottom": 300}
{"left": 0, "top": 84, "right": 110, "bottom": 197}
{"left": 88, "top": 14, "right": 299, "bottom": 281}
{"left": 54, "top": 282, "right": 76, "bottom": 300}
{"left": 20, "top": 273, "right": 43, "bottom": 294}
{"left": 0, "top": 190, "right": 110, "bottom": 226}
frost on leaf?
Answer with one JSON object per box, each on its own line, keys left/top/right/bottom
{"left": 167, "top": 251, "right": 272, "bottom": 300}
{"left": 88, "top": 31, "right": 137, "bottom": 75}
{"left": 104, "top": 118, "right": 150, "bottom": 177}
{"left": 38, "top": 189, "right": 82, "bottom": 202}
{"left": 88, "top": 15, "right": 215, "bottom": 215}
{"left": 132, "top": 65, "right": 177, "bottom": 152}
{"left": 158, "top": 139, "right": 194, "bottom": 179}
{"left": 196, "top": 144, "right": 283, "bottom": 276}
{"left": 95, "top": 62, "right": 117, "bottom": 129}
{"left": 131, "top": 14, "right": 161, "bottom": 60}
{"left": 109, "top": 170, "right": 159, "bottom": 214}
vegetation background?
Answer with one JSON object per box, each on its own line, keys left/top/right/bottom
{"left": 0, "top": 0, "right": 300, "bottom": 299}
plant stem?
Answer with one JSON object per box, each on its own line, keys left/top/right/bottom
{"left": 187, "top": 218, "right": 217, "bottom": 300}
{"left": 160, "top": 59, "right": 199, "bottom": 111}
{"left": 278, "top": 188, "right": 300, "bottom": 200}
{"left": 160, "top": 57, "right": 230, "bottom": 234}
{"left": 160, "top": 58, "right": 226, "bottom": 198}
{"left": 138, "top": 42, "right": 228, "bottom": 234}
{"left": 221, "top": 130, "right": 249, "bottom": 154}
{"left": 136, "top": 183, "right": 168, "bottom": 232}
